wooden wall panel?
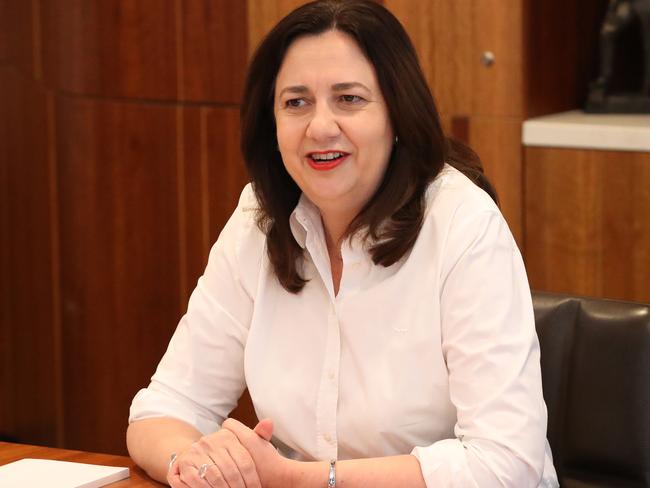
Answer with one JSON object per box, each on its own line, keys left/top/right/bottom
{"left": 0, "top": 1, "right": 10, "bottom": 62}
{"left": 0, "top": 0, "right": 36, "bottom": 76}
{"left": 0, "top": 69, "right": 60, "bottom": 446}
{"left": 56, "top": 95, "right": 183, "bottom": 454}
{"left": 41, "top": 1, "right": 177, "bottom": 99}
{"left": 525, "top": 147, "right": 650, "bottom": 303}
{"left": 469, "top": 118, "right": 523, "bottom": 244}
{"left": 247, "top": 0, "right": 307, "bottom": 56}
{"left": 181, "top": 1, "right": 248, "bottom": 103}
{"left": 182, "top": 107, "right": 248, "bottom": 291}
{"left": 387, "top": 0, "right": 473, "bottom": 118}
{"left": 0, "top": 0, "right": 38, "bottom": 76}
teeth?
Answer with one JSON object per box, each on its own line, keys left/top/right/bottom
{"left": 311, "top": 152, "right": 344, "bottom": 161}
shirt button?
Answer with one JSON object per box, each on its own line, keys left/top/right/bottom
{"left": 328, "top": 371, "right": 335, "bottom": 380}
{"left": 323, "top": 433, "right": 332, "bottom": 443}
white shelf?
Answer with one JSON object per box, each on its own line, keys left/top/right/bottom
{"left": 522, "top": 110, "right": 650, "bottom": 152}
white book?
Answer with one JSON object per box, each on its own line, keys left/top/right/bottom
{"left": 0, "top": 458, "right": 129, "bottom": 488}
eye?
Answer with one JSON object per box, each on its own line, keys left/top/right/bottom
{"left": 285, "top": 98, "right": 307, "bottom": 108}
{"left": 339, "top": 94, "right": 364, "bottom": 104}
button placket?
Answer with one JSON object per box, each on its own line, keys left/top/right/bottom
{"left": 315, "top": 301, "right": 341, "bottom": 460}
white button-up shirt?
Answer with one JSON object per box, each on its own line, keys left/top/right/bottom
{"left": 130, "top": 165, "right": 559, "bottom": 487}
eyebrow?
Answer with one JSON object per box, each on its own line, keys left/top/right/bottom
{"left": 332, "top": 82, "right": 371, "bottom": 93}
{"left": 277, "top": 85, "right": 309, "bottom": 99}
{"left": 277, "top": 82, "right": 371, "bottom": 99}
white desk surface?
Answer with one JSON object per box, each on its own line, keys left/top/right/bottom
{"left": 523, "top": 110, "right": 650, "bottom": 152}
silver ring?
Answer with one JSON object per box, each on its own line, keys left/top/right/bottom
{"left": 168, "top": 453, "right": 177, "bottom": 472}
{"left": 198, "top": 463, "right": 212, "bottom": 479}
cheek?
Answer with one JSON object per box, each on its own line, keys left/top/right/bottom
{"left": 356, "top": 122, "right": 393, "bottom": 162}
{"left": 275, "top": 123, "right": 303, "bottom": 178}
{"left": 276, "top": 119, "right": 303, "bottom": 153}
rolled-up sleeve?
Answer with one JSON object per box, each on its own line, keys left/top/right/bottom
{"left": 411, "top": 205, "right": 548, "bottom": 487}
{"left": 129, "top": 185, "right": 258, "bottom": 435}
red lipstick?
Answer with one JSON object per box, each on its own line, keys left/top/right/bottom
{"left": 306, "top": 151, "right": 349, "bottom": 171}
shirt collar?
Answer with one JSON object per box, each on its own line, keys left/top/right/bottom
{"left": 289, "top": 193, "right": 322, "bottom": 249}
{"left": 289, "top": 193, "right": 369, "bottom": 266}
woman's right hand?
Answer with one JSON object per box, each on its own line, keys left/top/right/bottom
{"left": 167, "top": 426, "right": 263, "bottom": 488}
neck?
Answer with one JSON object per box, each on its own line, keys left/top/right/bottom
{"left": 321, "top": 209, "right": 354, "bottom": 256}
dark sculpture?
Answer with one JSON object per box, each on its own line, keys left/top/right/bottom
{"left": 586, "top": 0, "right": 650, "bottom": 112}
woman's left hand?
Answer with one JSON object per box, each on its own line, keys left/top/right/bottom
{"left": 222, "top": 418, "right": 295, "bottom": 488}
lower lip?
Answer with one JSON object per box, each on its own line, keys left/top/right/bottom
{"left": 307, "top": 154, "right": 349, "bottom": 171}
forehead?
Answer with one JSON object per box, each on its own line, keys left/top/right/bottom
{"left": 275, "top": 30, "right": 378, "bottom": 92}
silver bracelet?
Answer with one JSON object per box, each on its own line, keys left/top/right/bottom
{"left": 328, "top": 459, "right": 336, "bottom": 487}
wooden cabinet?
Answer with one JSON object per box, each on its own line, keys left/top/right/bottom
{"left": 525, "top": 144, "right": 650, "bottom": 304}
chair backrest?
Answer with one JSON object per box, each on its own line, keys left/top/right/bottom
{"left": 532, "top": 291, "right": 650, "bottom": 488}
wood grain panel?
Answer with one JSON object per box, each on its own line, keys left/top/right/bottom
{"left": 0, "top": 69, "right": 60, "bottom": 446}
{"left": 56, "top": 95, "right": 182, "bottom": 454}
{"left": 469, "top": 117, "right": 523, "bottom": 245}
{"left": 247, "top": 0, "right": 307, "bottom": 57}
{"left": 0, "top": 0, "right": 36, "bottom": 75}
{"left": 472, "top": 1, "right": 524, "bottom": 118}
{"left": 181, "top": 107, "right": 248, "bottom": 292}
{"left": 387, "top": 0, "right": 473, "bottom": 118}
{"left": 0, "top": 1, "right": 9, "bottom": 62}
{"left": 181, "top": 1, "right": 248, "bottom": 103}
{"left": 41, "top": 1, "right": 177, "bottom": 99}
{"left": 525, "top": 147, "right": 650, "bottom": 303}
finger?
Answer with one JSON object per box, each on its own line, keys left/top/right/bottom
{"left": 253, "top": 418, "right": 274, "bottom": 441}
{"left": 168, "top": 457, "right": 191, "bottom": 488}
{"left": 205, "top": 450, "right": 245, "bottom": 488}
{"left": 177, "top": 460, "right": 213, "bottom": 488}
{"left": 167, "top": 472, "right": 193, "bottom": 488}
{"left": 222, "top": 418, "right": 262, "bottom": 449}
{"left": 226, "top": 441, "right": 262, "bottom": 488}
{"left": 209, "top": 427, "right": 261, "bottom": 488}
{"left": 202, "top": 463, "right": 229, "bottom": 488}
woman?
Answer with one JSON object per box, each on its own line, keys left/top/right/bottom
{"left": 127, "top": 1, "right": 559, "bottom": 487}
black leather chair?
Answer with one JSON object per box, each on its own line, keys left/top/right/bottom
{"left": 532, "top": 291, "right": 650, "bottom": 488}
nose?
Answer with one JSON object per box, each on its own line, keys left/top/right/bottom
{"left": 305, "top": 103, "right": 341, "bottom": 141}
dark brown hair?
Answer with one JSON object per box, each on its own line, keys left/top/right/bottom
{"left": 240, "top": 0, "right": 497, "bottom": 293}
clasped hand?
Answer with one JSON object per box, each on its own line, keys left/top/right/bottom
{"left": 168, "top": 418, "right": 291, "bottom": 488}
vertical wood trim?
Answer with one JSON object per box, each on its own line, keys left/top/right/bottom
{"left": 199, "top": 108, "right": 210, "bottom": 262}
{"left": 31, "top": 0, "right": 42, "bottom": 79}
{"left": 46, "top": 91, "right": 64, "bottom": 446}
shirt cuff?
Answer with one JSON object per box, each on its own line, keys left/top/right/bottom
{"left": 128, "top": 385, "right": 221, "bottom": 436}
{"left": 411, "top": 439, "right": 479, "bottom": 488}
